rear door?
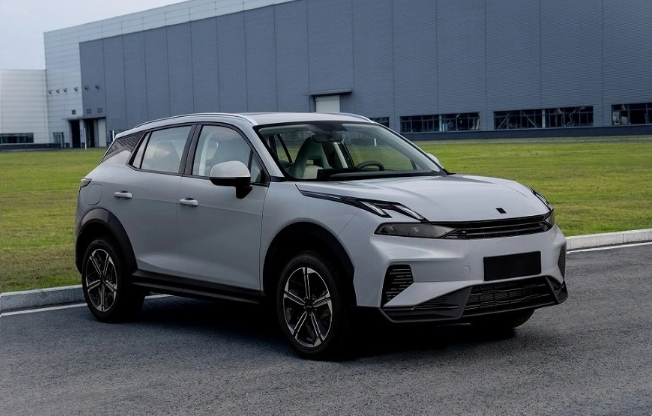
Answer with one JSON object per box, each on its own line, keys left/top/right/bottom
{"left": 176, "top": 124, "right": 268, "bottom": 291}
{"left": 109, "top": 125, "right": 193, "bottom": 278}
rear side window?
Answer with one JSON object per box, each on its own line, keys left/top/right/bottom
{"left": 138, "top": 126, "right": 192, "bottom": 174}
{"left": 101, "top": 133, "right": 142, "bottom": 165}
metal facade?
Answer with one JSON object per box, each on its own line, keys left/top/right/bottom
{"left": 76, "top": 0, "right": 652, "bottom": 138}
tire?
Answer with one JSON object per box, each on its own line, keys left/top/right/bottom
{"left": 276, "top": 251, "right": 351, "bottom": 359}
{"left": 470, "top": 309, "right": 535, "bottom": 332}
{"left": 81, "top": 236, "right": 145, "bottom": 322}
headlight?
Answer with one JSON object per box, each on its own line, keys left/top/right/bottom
{"left": 544, "top": 210, "right": 555, "bottom": 227}
{"left": 375, "top": 223, "right": 455, "bottom": 238}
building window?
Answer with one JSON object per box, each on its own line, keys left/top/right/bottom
{"left": 400, "top": 113, "right": 480, "bottom": 133}
{"left": 495, "top": 107, "right": 593, "bottom": 129}
{"left": 401, "top": 115, "right": 437, "bottom": 133}
{"left": 612, "top": 103, "right": 652, "bottom": 125}
{"left": 440, "top": 113, "right": 481, "bottom": 131}
{"left": 544, "top": 107, "right": 593, "bottom": 128}
{"left": 369, "top": 117, "right": 390, "bottom": 127}
{"left": 0, "top": 133, "right": 34, "bottom": 144}
{"left": 495, "top": 110, "right": 542, "bottom": 129}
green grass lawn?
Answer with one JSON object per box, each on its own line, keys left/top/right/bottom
{"left": 1, "top": 140, "right": 651, "bottom": 293}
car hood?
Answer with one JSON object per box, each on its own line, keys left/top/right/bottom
{"left": 295, "top": 174, "right": 550, "bottom": 222}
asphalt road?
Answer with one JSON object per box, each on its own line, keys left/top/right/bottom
{"left": 1, "top": 244, "right": 651, "bottom": 416}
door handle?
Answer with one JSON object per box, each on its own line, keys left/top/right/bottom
{"left": 114, "top": 191, "right": 132, "bottom": 199}
{"left": 179, "top": 198, "right": 199, "bottom": 207}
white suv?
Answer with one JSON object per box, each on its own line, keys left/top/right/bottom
{"left": 75, "top": 112, "right": 567, "bottom": 359}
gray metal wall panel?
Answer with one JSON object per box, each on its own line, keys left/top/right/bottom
{"left": 541, "top": 0, "right": 602, "bottom": 113}
{"left": 436, "top": 0, "right": 486, "bottom": 114}
{"left": 307, "top": 0, "right": 354, "bottom": 93}
{"left": 245, "top": 7, "right": 278, "bottom": 111}
{"left": 486, "top": 0, "right": 541, "bottom": 111}
{"left": 80, "top": 40, "right": 106, "bottom": 117}
{"left": 603, "top": 0, "right": 652, "bottom": 106}
{"left": 274, "top": 1, "right": 309, "bottom": 111}
{"left": 144, "top": 28, "right": 171, "bottom": 120}
{"left": 123, "top": 32, "right": 148, "bottom": 128}
{"left": 77, "top": 0, "right": 652, "bottom": 137}
{"left": 351, "top": 0, "right": 393, "bottom": 119}
{"left": 167, "top": 24, "right": 194, "bottom": 115}
{"left": 102, "top": 37, "right": 127, "bottom": 130}
{"left": 191, "top": 19, "right": 219, "bottom": 113}
{"left": 217, "top": 13, "right": 248, "bottom": 111}
{"left": 393, "top": 0, "right": 438, "bottom": 117}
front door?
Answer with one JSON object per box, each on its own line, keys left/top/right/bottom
{"left": 177, "top": 125, "right": 267, "bottom": 291}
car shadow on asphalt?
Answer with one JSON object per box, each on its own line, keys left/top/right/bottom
{"left": 124, "top": 296, "right": 518, "bottom": 361}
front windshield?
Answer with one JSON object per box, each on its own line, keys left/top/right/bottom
{"left": 257, "top": 121, "right": 444, "bottom": 181}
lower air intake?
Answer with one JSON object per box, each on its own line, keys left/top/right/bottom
{"left": 382, "top": 265, "right": 413, "bottom": 305}
{"left": 558, "top": 243, "right": 567, "bottom": 278}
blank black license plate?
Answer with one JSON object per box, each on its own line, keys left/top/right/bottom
{"left": 483, "top": 251, "right": 541, "bottom": 281}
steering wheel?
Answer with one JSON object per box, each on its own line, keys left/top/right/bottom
{"left": 356, "top": 160, "right": 385, "bottom": 171}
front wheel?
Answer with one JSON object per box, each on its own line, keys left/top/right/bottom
{"left": 81, "top": 236, "right": 144, "bottom": 322}
{"left": 276, "top": 252, "right": 351, "bottom": 359}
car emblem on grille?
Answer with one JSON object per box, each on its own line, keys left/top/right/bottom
{"left": 496, "top": 208, "right": 506, "bottom": 214}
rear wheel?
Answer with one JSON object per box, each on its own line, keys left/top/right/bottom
{"left": 470, "top": 309, "right": 535, "bottom": 332}
{"left": 81, "top": 236, "right": 144, "bottom": 322}
{"left": 276, "top": 251, "right": 351, "bottom": 359}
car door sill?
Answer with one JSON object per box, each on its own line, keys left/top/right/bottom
{"left": 131, "top": 270, "right": 264, "bottom": 305}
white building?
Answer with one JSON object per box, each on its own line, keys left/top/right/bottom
{"left": 0, "top": 69, "right": 49, "bottom": 146}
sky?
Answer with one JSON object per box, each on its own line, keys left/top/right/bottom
{"left": 0, "top": 0, "right": 188, "bottom": 69}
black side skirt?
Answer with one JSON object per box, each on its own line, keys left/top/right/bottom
{"left": 131, "top": 270, "right": 265, "bottom": 305}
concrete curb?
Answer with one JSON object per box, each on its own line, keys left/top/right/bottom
{"left": 1, "top": 285, "right": 84, "bottom": 314}
{"left": 566, "top": 228, "right": 652, "bottom": 250}
{"left": 1, "top": 229, "right": 651, "bottom": 314}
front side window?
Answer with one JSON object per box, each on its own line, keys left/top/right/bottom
{"left": 139, "top": 126, "right": 192, "bottom": 174}
{"left": 192, "top": 125, "right": 262, "bottom": 182}
{"left": 257, "top": 122, "right": 443, "bottom": 181}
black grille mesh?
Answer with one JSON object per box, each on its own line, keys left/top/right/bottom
{"left": 382, "top": 265, "right": 413, "bottom": 305}
{"left": 437, "top": 215, "right": 551, "bottom": 239}
{"left": 463, "top": 277, "right": 555, "bottom": 316}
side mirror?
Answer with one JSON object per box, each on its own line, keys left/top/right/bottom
{"left": 427, "top": 153, "right": 443, "bottom": 168}
{"left": 209, "top": 161, "right": 251, "bottom": 188}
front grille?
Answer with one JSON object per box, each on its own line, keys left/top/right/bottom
{"left": 382, "top": 265, "right": 413, "bottom": 305}
{"left": 437, "top": 215, "right": 551, "bottom": 239}
{"left": 463, "top": 276, "right": 556, "bottom": 316}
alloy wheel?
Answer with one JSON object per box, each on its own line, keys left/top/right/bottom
{"left": 282, "top": 267, "right": 333, "bottom": 348}
{"left": 84, "top": 248, "right": 118, "bottom": 312}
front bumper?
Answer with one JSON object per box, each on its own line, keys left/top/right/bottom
{"left": 339, "top": 212, "right": 567, "bottom": 314}
{"left": 380, "top": 275, "right": 568, "bottom": 323}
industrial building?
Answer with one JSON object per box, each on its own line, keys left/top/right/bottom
{"left": 4, "top": 0, "right": 652, "bottom": 149}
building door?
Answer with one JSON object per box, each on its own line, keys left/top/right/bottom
{"left": 70, "top": 120, "right": 81, "bottom": 148}
{"left": 84, "top": 120, "right": 96, "bottom": 148}
{"left": 314, "top": 95, "right": 341, "bottom": 113}
{"left": 95, "top": 118, "right": 107, "bottom": 147}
